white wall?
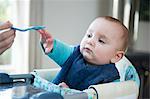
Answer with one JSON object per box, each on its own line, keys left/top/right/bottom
{"left": 40, "top": 0, "right": 112, "bottom": 68}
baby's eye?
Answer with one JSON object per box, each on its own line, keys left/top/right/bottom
{"left": 98, "top": 39, "right": 105, "bottom": 44}
{"left": 87, "top": 34, "right": 92, "bottom": 38}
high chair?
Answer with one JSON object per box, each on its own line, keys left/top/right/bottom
{"left": 33, "top": 56, "right": 139, "bottom": 99}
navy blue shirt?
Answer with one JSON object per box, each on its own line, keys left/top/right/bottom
{"left": 52, "top": 46, "right": 120, "bottom": 90}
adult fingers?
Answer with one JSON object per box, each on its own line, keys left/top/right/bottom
{"left": 0, "top": 33, "right": 15, "bottom": 48}
{"left": 0, "top": 21, "right": 12, "bottom": 30}
{"left": 0, "top": 42, "right": 13, "bottom": 55}
{"left": 0, "top": 29, "right": 15, "bottom": 41}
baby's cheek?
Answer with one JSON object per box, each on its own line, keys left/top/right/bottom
{"left": 79, "top": 46, "right": 84, "bottom": 54}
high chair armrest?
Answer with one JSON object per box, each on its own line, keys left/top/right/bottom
{"left": 32, "top": 68, "right": 139, "bottom": 99}
{"left": 88, "top": 80, "right": 139, "bottom": 99}
{"left": 33, "top": 68, "right": 60, "bottom": 81}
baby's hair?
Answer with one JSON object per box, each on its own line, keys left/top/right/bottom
{"left": 97, "top": 16, "right": 129, "bottom": 52}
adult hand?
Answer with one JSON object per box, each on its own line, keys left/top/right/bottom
{"left": 37, "top": 29, "right": 54, "bottom": 54}
{"left": 0, "top": 21, "right": 16, "bottom": 55}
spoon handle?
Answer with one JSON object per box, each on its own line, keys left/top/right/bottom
{"left": 11, "top": 26, "right": 45, "bottom": 32}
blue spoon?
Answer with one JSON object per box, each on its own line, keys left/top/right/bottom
{"left": 11, "top": 26, "right": 45, "bottom": 32}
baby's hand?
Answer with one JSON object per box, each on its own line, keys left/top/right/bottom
{"left": 58, "top": 82, "right": 69, "bottom": 88}
{"left": 37, "top": 29, "right": 53, "bottom": 53}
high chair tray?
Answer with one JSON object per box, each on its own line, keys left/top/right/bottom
{"left": 0, "top": 84, "right": 88, "bottom": 99}
{"left": 0, "top": 73, "right": 88, "bottom": 99}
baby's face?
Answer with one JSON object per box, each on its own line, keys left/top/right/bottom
{"left": 80, "top": 18, "right": 124, "bottom": 65}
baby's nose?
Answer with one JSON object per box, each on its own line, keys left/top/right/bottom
{"left": 87, "top": 38, "right": 95, "bottom": 46}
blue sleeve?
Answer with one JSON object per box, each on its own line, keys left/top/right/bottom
{"left": 41, "top": 39, "right": 74, "bottom": 66}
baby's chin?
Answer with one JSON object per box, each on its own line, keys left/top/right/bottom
{"left": 82, "top": 53, "right": 108, "bottom": 65}
{"left": 82, "top": 54, "right": 95, "bottom": 64}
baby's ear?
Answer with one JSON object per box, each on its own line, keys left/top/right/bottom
{"left": 111, "top": 51, "right": 124, "bottom": 63}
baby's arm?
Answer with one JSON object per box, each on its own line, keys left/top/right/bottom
{"left": 47, "top": 39, "right": 74, "bottom": 66}
{"left": 38, "top": 29, "right": 74, "bottom": 66}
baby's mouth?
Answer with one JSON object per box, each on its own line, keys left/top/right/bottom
{"left": 83, "top": 47, "right": 92, "bottom": 53}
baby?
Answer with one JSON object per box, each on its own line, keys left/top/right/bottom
{"left": 38, "top": 16, "right": 139, "bottom": 91}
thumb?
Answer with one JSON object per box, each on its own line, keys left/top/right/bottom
{"left": 0, "top": 21, "right": 12, "bottom": 30}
